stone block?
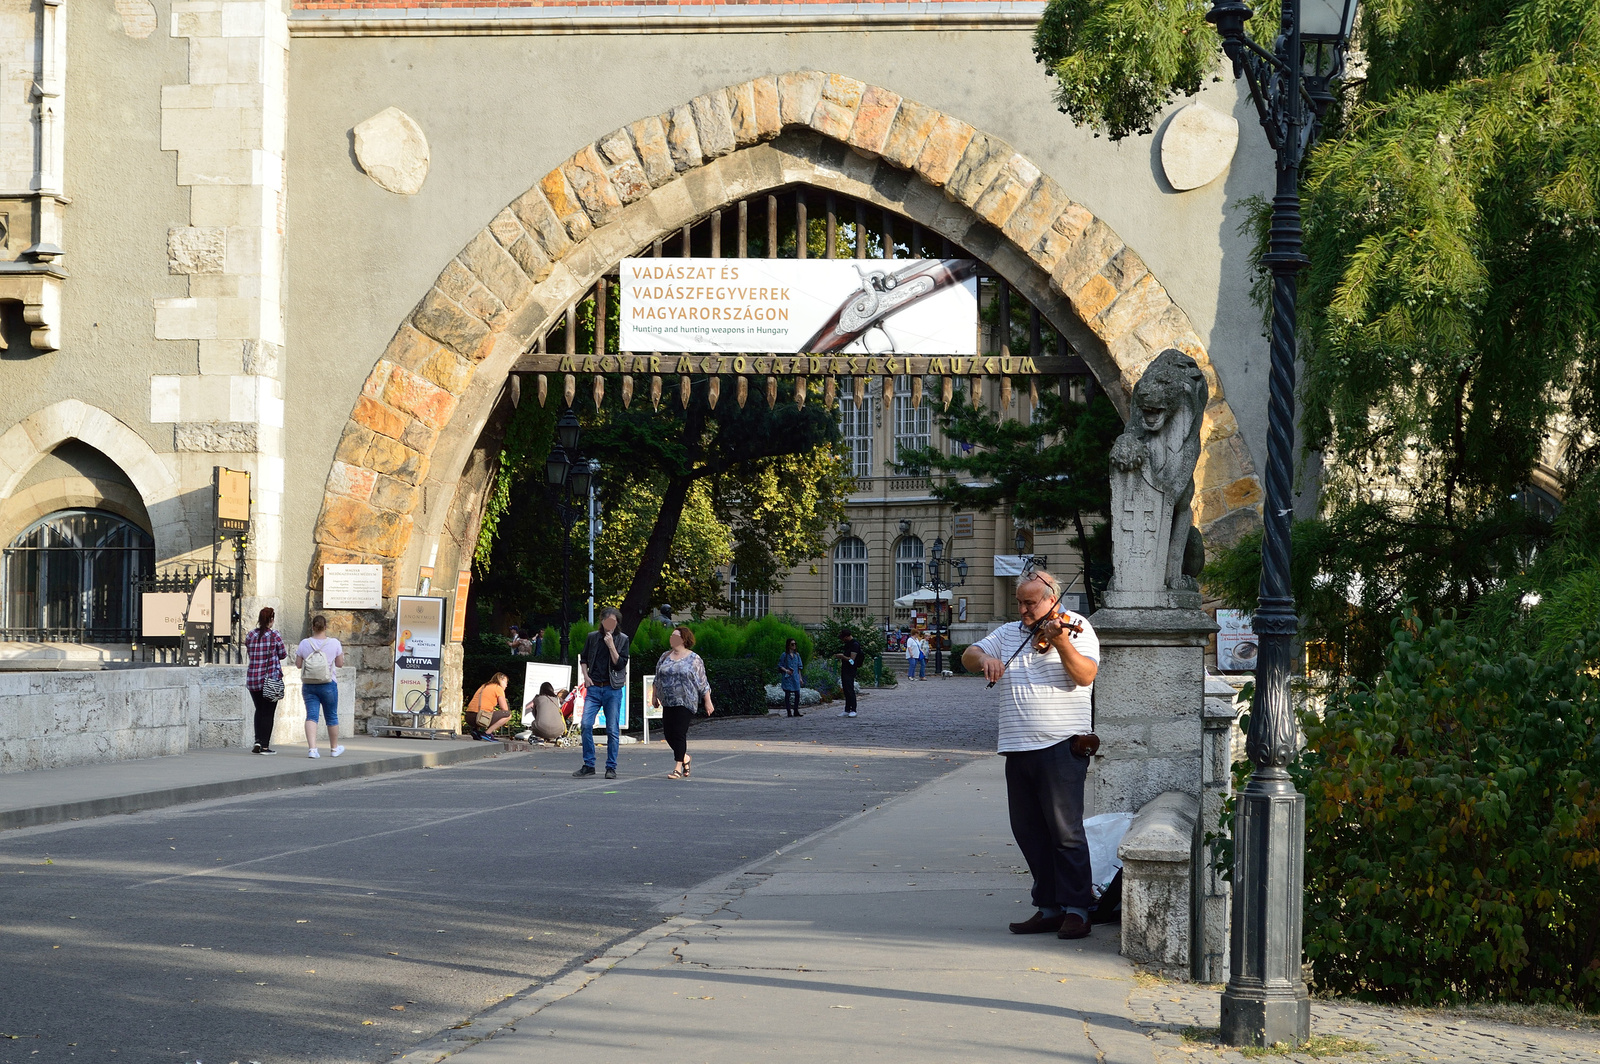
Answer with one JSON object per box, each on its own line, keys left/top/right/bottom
{"left": 1223, "top": 476, "right": 1263, "bottom": 510}
{"left": 1067, "top": 273, "right": 1119, "bottom": 323}
{"left": 242, "top": 338, "right": 281, "bottom": 376}
{"left": 510, "top": 186, "right": 575, "bottom": 260}
{"left": 627, "top": 115, "right": 675, "bottom": 188}
{"left": 777, "top": 70, "right": 824, "bottom": 127}
{"left": 972, "top": 155, "right": 1041, "bottom": 230}
{"left": 351, "top": 394, "right": 406, "bottom": 440}
{"left": 664, "top": 104, "right": 703, "bottom": 173}
{"left": 327, "top": 460, "right": 378, "bottom": 501}
{"left": 690, "top": 92, "right": 737, "bottom": 159}
{"left": 810, "top": 73, "right": 864, "bottom": 141}
{"left": 174, "top": 421, "right": 258, "bottom": 452}
{"left": 459, "top": 229, "right": 531, "bottom": 310}
{"left": 946, "top": 132, "right": 1013, "bottom": 209}
{"left": 879, "top": 99, "right": 939, "bottom": 171}
{"left": 416, "top": 348, "right": 472, "bottom": 396}
{"left": 363, "top": 432, "right": 428, "bottom": 483}
{"left": 317, "top": 496, "right": 406, "bottom": 556}
{"left": 1151, "top": 717, "right": 1205, "bottom": 756}
{"left": 352, "top": 107, "right": 430, "bottom": 196}
{"left": 1119, "top": 791, "right": 1197, "bottom": 968}
{"left": 506, "top": 235, "right": 553, "bottom": 284}
{"left": 539, "top": 166, "right": 594, "bottom": 242}
{"left": 910, "top": 114, "right": 974, "bottom": 190}
{"left": 723, "top": 81, "right": 761, "bottom": 147}
{"left": 847, "top": 85, "right": 901, "bottom": 157}
{"left": 384, "top": 324, "right": 444, "bottom": 376}
{"left": 1051, "top": 217, "right": 1122, "bottom": 296}
{"left": 370, "top": 474, "right": 420, "bottom": 515}
{"left": 412, "top": 288, "right": 491, "bottom": 359}
{"left": 595, "top": 130, "right": 651, "bottom": 203}
{"left": 400, "top": 418, "right": 439, "bottom": 454}
{"left": 751, "top": 75, "right": 782, "bottom": 138}
{"left": 436, "top": 260, "right": 506, "bottom": 327}
{"left": 1003, "top": 175, "right": 1069, "bottom": 257}
{"left": 562, "top": 145, "right": 626, "bottom": 228}
{"left": 1194, "top": 487, "right": 1227, "bottom": 527}
{"left": 488, "top": 207, "right": 526, "bottom": 249}
{"left": 334, "top": 424, "right": 375, "bottom": 466}
{"left": 1196, "top": 434, "right": 1248, "bottom": 491}
{"left": 1095, "top": 272, "right": 1170, "bottom": 343}
{"left": 168, "top": 226, "right": 226, "bottom": 274}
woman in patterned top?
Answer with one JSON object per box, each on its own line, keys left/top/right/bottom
{"left": 652, "top": 625, "right": 716, "bottom": 779}
{"left": 243, "top": 607, "right": 287, "bottom": 755}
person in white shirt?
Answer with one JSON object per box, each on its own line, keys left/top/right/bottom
{"left": 905, "top": 631, "right": 928, "bottom": 680}
{"left": 963, "top": 570, "right": 1100, "bottom": 940}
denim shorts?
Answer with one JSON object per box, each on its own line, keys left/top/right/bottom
{"left": 302, "top": 681, "right": 339, "bottom": 725}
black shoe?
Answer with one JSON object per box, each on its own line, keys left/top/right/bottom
{"left": 1058, "top": 913, "right": 1092, "bottom": 940}
{"left": 1009, "top": 911, "right": 1065, "bottom": 935}
{"left": 795, "top": 712, "right": 804, "bottom": 718}
{"left": 573, "top": 765, "right": 596, "bottom": 777}
{"left": 252, "top": 743, "right": 262, "bottom": 754}
{"left": 605, "top": 768, "right": 617, "bottom": 779}
{"left": 258, "top": 748, "right": 276, "bottom": 756}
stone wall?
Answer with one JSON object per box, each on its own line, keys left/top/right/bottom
{"left": 0, "top": 665, "right": 251, "bottom": 773}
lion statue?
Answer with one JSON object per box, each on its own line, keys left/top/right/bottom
{"left": 1108, "top": 349, "right": 1208, "bottom": 595}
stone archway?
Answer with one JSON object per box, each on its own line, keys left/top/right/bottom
{"left": 311, "top": 72, "right": 1264, "bottom": 712}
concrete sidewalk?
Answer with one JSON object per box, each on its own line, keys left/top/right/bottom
{"left": 0, "top": 734, "right": 500, "bottom": 830}
{"left": 401, "top": 755, "right": 1158, "bottom": 1064}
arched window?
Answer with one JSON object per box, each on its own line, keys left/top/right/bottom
{"left": 3, "top": 509, "right": 153, "bottom": 641}
{"left": 894, "top": 535, "right": 925, "bottom": 599}
{"left": 832, "top": 536, "right": 868, "bottom": 605}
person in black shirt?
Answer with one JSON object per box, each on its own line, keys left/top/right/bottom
{"left": 834, "top": 628, "right": 864, "bottom": 718}
{"left": 573, "top": 607, "right": 631, "bottom": 779}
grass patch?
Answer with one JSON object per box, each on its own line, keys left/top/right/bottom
{"left": 1238, "top": 1035, "right": 1376, "bottom": 1058}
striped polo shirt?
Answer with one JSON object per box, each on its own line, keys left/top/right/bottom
{"left": 974, "top": 612, "right": 1099, "bottom": 754}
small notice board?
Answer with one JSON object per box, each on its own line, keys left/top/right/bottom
{"left": 374, "top": 595, "right": 452, "bottom": 739}
{"left": 323, "top": 564, "right": 384, "bottom": 610}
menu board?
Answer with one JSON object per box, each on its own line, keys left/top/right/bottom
{"left": 1216, "top": 609, "right": 1258, "bottom": 672}
{"left": 392, "top": 596, "right": 446, "bottom": 719}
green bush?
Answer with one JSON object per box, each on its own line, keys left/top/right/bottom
{"left": 803, "top": 660, "right": 839, "bottom": 697}
{"left": 950, "top": 644, "right": 972, "bottom": 674}
{"left": 686, "top": 617, "right": 743, "bottom": 661}
{"left": 1295, "top": 611, "right": 1600, "bottom": 1008}
{"left": 736, "top": 615, "right": 814, "bottom": 680}
{"left": 704, "top": 658, "right": 767, "bottom": 716}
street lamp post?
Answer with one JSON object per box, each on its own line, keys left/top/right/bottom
{"left": 544, "top": 408, "right": 592, "bottom": 666}
{"left": 913, "top": 535, "right": 966, "bottom": 677}
{"left": 1013, "top": 528, "right": 1047, "bottom": 576}
{"left": 1205, "top": 0, "right": 1359, "bottom": 1048}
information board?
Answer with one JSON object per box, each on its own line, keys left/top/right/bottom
{"left": 215, "top": 467, "right": 251, "bottom": 534}
{"left": 392, "top": 596, "right": 446, "bottom": 720}
{"left": 322, "top": 563, "right": 384, "bottom": 610}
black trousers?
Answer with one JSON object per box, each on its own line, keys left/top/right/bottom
{"left": 248, "top": 689, "right": 277, "bottom": 748}
{"left": 1004, "top": 738, "right": 1094, "bottom": 911}
{"left": 783, "top": 688, "right": 800, "bottom": 715}
{"left": 662, "top": 705, "right": 693, "bottom": 761}
{"left": 841, "top": 669, "right": 857, "bottom": 713}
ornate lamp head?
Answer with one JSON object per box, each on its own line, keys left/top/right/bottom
{"left": 556, "top": 407, "right": 582, "bottom": 453}
{"left": 566, "top": 455, "right": 593, "bottom": 499}
{"left": 545, "top": 444, "right": 570, "bottom": 489}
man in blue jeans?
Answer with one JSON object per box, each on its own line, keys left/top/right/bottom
{"left": 574, "top": 607, "right": 630, "bottom": 780}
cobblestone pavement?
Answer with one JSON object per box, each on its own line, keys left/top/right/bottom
{"left": 690, "top": 674, "right": 999, "bottom": 754}
{"left": 1131, "top": 972, "right": 1600, "bottom": 1063}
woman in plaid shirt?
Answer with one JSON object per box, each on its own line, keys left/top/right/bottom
{"left": 244, "top": 607, "right": 288, "bottom": 754}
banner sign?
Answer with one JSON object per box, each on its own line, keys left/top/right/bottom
{"left": 393, "top": 596, "right": 446, "bottom": 719}
{"left": 215, "top": 467, "right": 250, "bottom": 535}
{"left": 1216, "top": 609, "right": 1257, "bottom": 672}
{"left": 619, "top": 258, "right": 979, "bottom": 354}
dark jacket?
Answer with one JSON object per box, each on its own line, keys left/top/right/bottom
{"left": 583, "top": 628, "right": 631, "bottom": 688}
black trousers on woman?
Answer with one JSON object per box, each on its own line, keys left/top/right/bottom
{"left": 248, "top": 689, "right": 278, "bottom": 748}
{"left": 662, "top": 704, "right": 693, "bottom": 762}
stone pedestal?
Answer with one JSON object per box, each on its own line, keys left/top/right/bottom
{"left": 1086, "top": 603, "right": 1216, "bottom": 818}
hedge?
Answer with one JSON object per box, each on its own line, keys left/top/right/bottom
{"left": 704, "top": 658, "right": 767, "bottom": 716}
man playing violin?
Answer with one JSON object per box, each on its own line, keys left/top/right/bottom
{"left": 963, "top": 569, "right": 1101, "bottom": 940}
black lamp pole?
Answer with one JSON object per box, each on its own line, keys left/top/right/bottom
{"left": 545, "top": 408, "right": 589, "bottom": 667}
{"left": 921, "top": 536, "right": 966, "bottom": 677}
{"left": 1205, "top": 0, "right": 1358, "bottom": 1048}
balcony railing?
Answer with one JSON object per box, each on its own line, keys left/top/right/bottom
{"left": 850, "top": 475, "right": 935, "bottom": 495}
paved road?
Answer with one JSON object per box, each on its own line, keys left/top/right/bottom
{"left": 0, "top": 679, "right": 993, "bottom": 1064}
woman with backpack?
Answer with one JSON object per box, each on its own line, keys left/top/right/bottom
{"left": 296, "top": 614, "right": 346, "bottom": 758}
{"left": 244, "top": 607, "right": 287, "bottom": 754}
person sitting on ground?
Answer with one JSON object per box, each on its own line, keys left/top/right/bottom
{"left": 466, "top": 672, "right": 511, "bottom": 741}
{"left": 524, "top": 681, "right": 566, "bottom": 743}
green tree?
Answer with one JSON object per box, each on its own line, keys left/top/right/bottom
{"left": 1037, "top": 1, "right": 1600, "bottom": 670}
{"left": 897, "top": 387, "right": 1123, "bottom": 610}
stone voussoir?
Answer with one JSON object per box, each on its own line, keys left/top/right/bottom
{"left": 596, "top": 128, "right": 652, "bottom": 203}
{"left": 690, "top": 91, "right": 737, "bottom": 160}
{"left": 810, "top": 73, "right": 865, "bottom": 141}
{"left": 848, "top": 84, "right": 902, "bottom": 156}
{"left": 627, "top": 115, "right": 676, "bottom": 188}
{"left": 459, "top": 229, "right": 531, "bottom": 311}
{"left": 562, "top": 144, "right": 626, "bottom": 229}
{"left": 946, "top": 131, "right": 1014, "bottom": 210}
{"left": 510, "top": 186, "right": 576, "bottom": 261}
{"left": 777, "top": 70, "right": 824, "bottom": 128}
{"left": 914, "top": 114, "right": 978, "bottom": 189}
{"left": 879, "top": 97, "right": 939, "bottom": 170}
{"left": 539, "top": 165, "right": 595, "bottom": 242}
{"left": 411, "top": 288, "right": 491, "bottom": 359}
{"left": 972, "top": 154, "right": 1042, "bottom": 231}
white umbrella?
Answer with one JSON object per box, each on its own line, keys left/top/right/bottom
{"left": 893, "top": 586, "right": 954, "bottom": 608}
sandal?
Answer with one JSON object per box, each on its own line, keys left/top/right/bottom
{"left": 667, "top": 768, "right": 684, "bottom": 780}
{"left": 682, "top": 754, "right": 691, "bottom": 778}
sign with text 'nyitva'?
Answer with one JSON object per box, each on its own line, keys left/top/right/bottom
{"left": 619, "top": 258, "right": 979, "bottom": 355}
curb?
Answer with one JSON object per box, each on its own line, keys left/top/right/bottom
{"left": 0, "top": 742, "right": 502, "bottom": 831}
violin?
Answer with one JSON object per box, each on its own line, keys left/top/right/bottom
{"left": 1032, "top": 607, "right": 1084, "bottom": 652}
